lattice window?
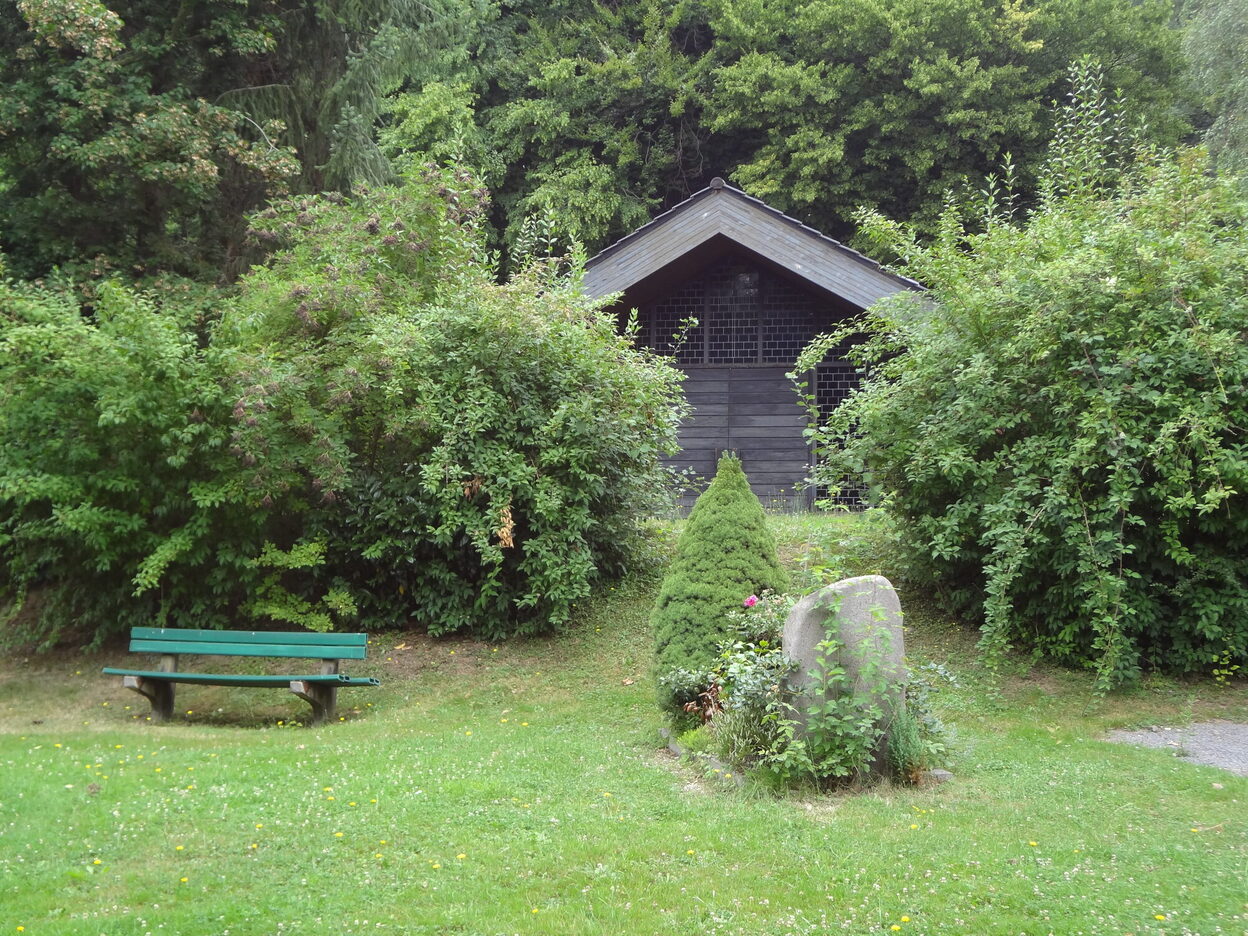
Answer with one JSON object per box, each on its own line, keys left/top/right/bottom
{"left": 815, "top": 363, "right": 858, "bottom": 418}
{"left": 648, "top": 280, "right": 704, "bottom": 364}
{"left": 639, "top": 257, "right": 832, "bottom": 365}
{"left": 762, "top": 276, "right": 822, "bottom": 363}
{"left": 703, "top": 264, "right": 760, "bottom": 363}
{"left": 814, "top": 362, "right": 864, "bottom": 507}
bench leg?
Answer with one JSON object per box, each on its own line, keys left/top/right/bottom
{"left": 289, "top": 681, "right": 337, "bottom": 724}
{"left": 122, "top": 676, "right": 174, "bottom": 722}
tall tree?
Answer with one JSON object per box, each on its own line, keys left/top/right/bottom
{"left": 219, "top": 0, "right": 488, "bottom": 194}
{"left": 707, "top": 0, "right": 1189, "bottom": 238}
{"left": 0, "top": 0, "right": 294, "bottom": 277}
{"left": 380, "top": 0, "right": 1192, "bottom": 253}
{"left": 1183, "top": 0, "right": 1248, "bottom": 171}
{"left": 0, "top": 0, "right": 477, "bottom": 279}
{"left": 485, "top": 0, "right": 714, "bottom": 250}
{"left": 378, "top": 0, "right": 717, "bottom": 252}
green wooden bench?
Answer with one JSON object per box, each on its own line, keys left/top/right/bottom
{"left": 103, "top": 627, "right": 380, "bottom": 724}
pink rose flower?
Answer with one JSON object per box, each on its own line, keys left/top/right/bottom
{"left": 743, "top": 595, "right": 759, "bottom": 608}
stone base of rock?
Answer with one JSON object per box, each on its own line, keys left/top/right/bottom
{"left": 781, "top": 575, "right": 907, "bottom": 778}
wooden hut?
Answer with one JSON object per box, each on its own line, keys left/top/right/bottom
{"left": 583, "top": 177, "right": 920, "bottom": 507}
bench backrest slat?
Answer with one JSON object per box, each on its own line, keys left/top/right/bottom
{"left": 128, "top": 628, "right": 368, "bottom": 660}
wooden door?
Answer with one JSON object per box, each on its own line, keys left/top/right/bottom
{"left": 669, "top": 365, "right": 812, "bottom": 509}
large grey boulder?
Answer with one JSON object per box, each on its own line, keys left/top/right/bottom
{"left": 781, "top": 575, "right": 907, "bottom": 776}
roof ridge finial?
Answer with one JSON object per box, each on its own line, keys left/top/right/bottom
{"left": 709, "top": 176, "right": 726, "bottom": 190}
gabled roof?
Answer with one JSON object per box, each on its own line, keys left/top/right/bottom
{"left": 583, "top": 178, "right": 921, "bottom": 309}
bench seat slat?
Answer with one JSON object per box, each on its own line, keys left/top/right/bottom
{"left": 128, "top": 638, "right": 367, "bottom": 659}
{"left": 103, "top": 667, "right": 380, "bottom": 688}
{"left": 131, "top": 627, "right": 367, "bottom": 648}
{"left": 106, "top": 627, "right": 378, "bottom": 724}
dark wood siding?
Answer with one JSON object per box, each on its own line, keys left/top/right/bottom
{"left": 636, "top": 256, "right": 862, "bottom": 506}
{"left": 666, "top": 366, "right": 812, "bottom": 508}
{"left": 584, "top": 179, "right": 918, "bottom": 510}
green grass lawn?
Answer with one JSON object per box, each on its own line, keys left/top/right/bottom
{"left": 2, "top": 515, "right": 1246, "bottom": 935}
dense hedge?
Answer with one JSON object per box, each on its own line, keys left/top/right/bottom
{"left": 0, "top": 171, "right": 686, "bottom": 646}
{"left": 0, "top": 276, "right": 264, "bottom": 643}
{"left": 803, "top": 71, "right": 1248, "bottom": 686}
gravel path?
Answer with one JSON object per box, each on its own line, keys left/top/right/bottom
{"left": 1106, "top": 720, "right": 1248, "bottom": 777}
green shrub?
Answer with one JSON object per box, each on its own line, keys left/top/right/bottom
{"left": 885, "top": 667, "right": 954, "bottom": 784}
{"left": 675, "top": 724, "right": 714, "bottom": 756}
{"left": 711, "top": 705, "right": 774, "bottom": 768}
{"left": 801, "top": 66, "right": 1248, "bottom": 687}
{"left": 652, "top": 455, "right": 787, "bottom": 718}
{"left": 698, "top": 580, "right": 952, "bottom": 788}
{"left": 722, "top": 590, "right": 796, "bottom": 644}
{"left": 764, "top": 634, "right": 891, "bottom": 784}
{"left": 885, "top": 708, "right": 925, "bottom": 784}
{"left": 711, "top": 625, "right": 953, "bottom": 788}
{"left": 710, "top": 637, "right": 794, "bottom": 768}
{"left": 222, "top": 170, "right": 686, "bottom": 639}
{"left": 0, "top": 277, "right": 274, "bottom": 646}
{"left": 655, "top": 668, "right": 714, "bottom": 725}
{"left": 1, "top": 169, "right": 686, "bottom": 645}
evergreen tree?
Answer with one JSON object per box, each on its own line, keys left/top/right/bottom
{"left": 652, "top": 455, "right": 787, "bottom": 702}
{"left": 477, "top": 0, "right": 714, "bottom": 252}
{"left": 707, "top": 0, "right": 1188, "bottom": 238}
{"left": 1183, "top": 0, "right": 1248, "bottom": 172}
{"left": 0, "top": 0, "right": 478, "bottom": 279}
{"left": 379, "top": 0, "right": 1194, "bottom": 256}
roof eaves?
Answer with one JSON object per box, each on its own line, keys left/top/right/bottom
{"left": 584, "top": 179, "right": 924, "bottom": 293}
{"left": 583, "top": 185, "right": 717, "bottom": 268}
{"left": 717, "top": 185, "right": 924, "bottom": 292}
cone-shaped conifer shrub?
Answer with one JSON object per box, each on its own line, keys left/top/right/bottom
{"left": 652, "top": 454, "right": 788, "bottom": 719}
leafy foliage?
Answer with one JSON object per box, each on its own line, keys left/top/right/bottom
{"left": 378, "top": 82, "right": 505, "bottom": 186}
{"left": 0, "top": 276, "right": 269, "bottom": 646}
{"left": 705, "top": 592, "right": 799, "bottom": 761}
{"left": 709, "top": 637, "right": 794, "bottom": 768}
{"left": 761, "top": 634, "right": 891, "bottom": 784}
{"left": 374, "top": 0, "right": 1194, "bottom": 253}
{"left": 219, "top": 0, "right": 487, "bottom": 195}
{"left": 802, "top": 68, "right": 1248, "bottom": 686}
{"left": 0, "top": 0, "right": 1205, "bottom": 277}
{"left": 651, "top": 455, "right": 787, "bottom": 718}
{"left": 0, "top": 0, "right": 477, "bottom": 279}
{"left": 707, "top": 0, "right": 1188, "bottom": 237}
{"left": 473, "top": 0, "right": 714, "bottom": 251}
{"left": 708, "top": 591, "right": 949, "bottom": 787}
{"left": 1, "top": 171, "right": 686, "bottom": 646}
{"left": 221, "top": 169, "right": 687, "bottom": 639}
{"left": 1183, "top": 0, "right": 1248, "bottom": 172}
{"left": 0, "top": 0, "right": 298, "bottom": 278}
{"left": 886, "top": 665, "right": 954, "bottom": 784}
